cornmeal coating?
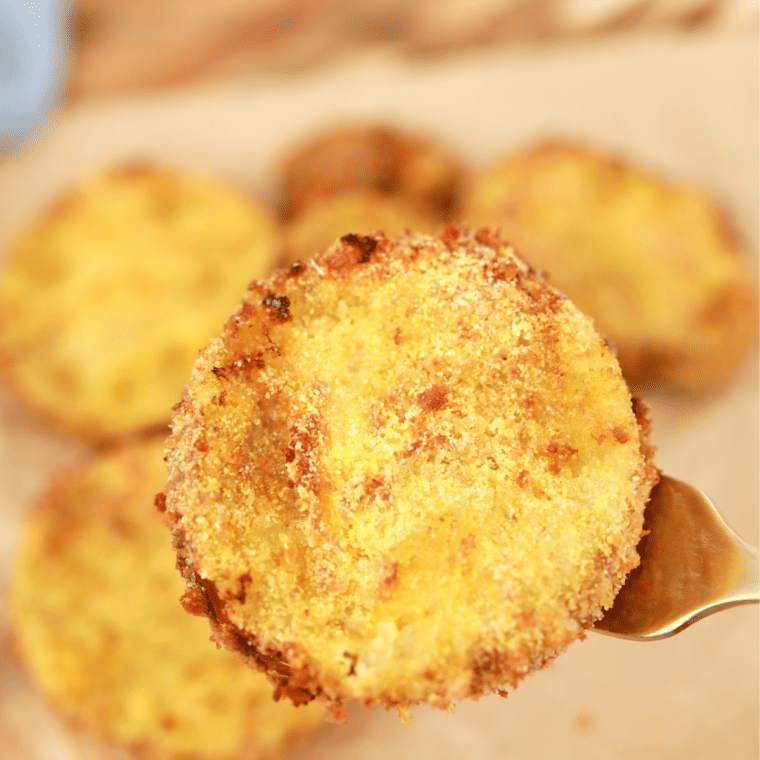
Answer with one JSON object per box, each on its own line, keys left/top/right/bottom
{"left": 0, "top": 163, "right": 282, "bottom": 441}
{"left": 164, "top": 226, "right": 658, "bottom": 720}
{"left": 8, "top": 437, "right": 324, "bottom": 760}
{"left": 281, "top": 190, "right": 437, "bottom": 267}
{"left": 464, "top": 140, "right": 758, "bottom": 394}
{"left": 275, "top": 123, "right": 465, "bottom": 224}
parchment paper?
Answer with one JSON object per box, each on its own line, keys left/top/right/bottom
{"left": 0, "top": 31, "right": 757, "bottom": 760}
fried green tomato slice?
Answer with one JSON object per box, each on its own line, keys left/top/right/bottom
{"left": 464, "top": 140, "right": 758, "bottom": 394}
{"left": 8, "top": 437, "right": 324, "bottom": 760}
{"left": 164, "top": 226, "right": 658, "bottom": 720}
{"left": 281, "top": 190, "right": 437, "bottom": 268}
{"left": 274, "top": 123, "right": 465, "bottom": 225}
{"left": 0, "top": 163, "right": 282, "bottom": 442}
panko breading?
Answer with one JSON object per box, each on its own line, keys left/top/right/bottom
{"left": 7, "top": 437, "right": 324, "bottom": 760}
{"left": 164, "top": 226, "right": 658, "bottom": 721}
{"left": 0, "top": 163, "right": 282, "bottom": 441}
{"left": 463, "top": 140, "right": 758, "bottom": 394}
{"left": 275, "top": 123, "right": 465, "bottom": 225}
{"left": 281, "top": 190, "right": 437, "bottom": 267}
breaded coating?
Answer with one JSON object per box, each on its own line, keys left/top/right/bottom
{"left": 7, "top": 437, "right": 324, "bottom": 760}
{"left": 0, "top": 163, "right": 282, "bottom": 441}
{"left": 464, "top": 140, "right": 758, "bottom": 394}
{"left": 164, "top": 226, "right": 658, "bottom": 720}
{"left": 275, "top": 123, "right": 465, "bottom": 224}
{"left": 281, "top": 190, "right": 437, "bottom": 267}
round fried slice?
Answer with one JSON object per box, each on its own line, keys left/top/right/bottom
{"left": 0, "top": 163, "right": 282, "bottom": 441}
{"left": 281, "top": 190, "right": 437, "bottom": 267}
{"left": 464, "top": 139, "right": 758, "bottom": 394}
{"left": 275, "top": 123, "right": 465, "bottom": 224}
{"left": 164, "top": 226, "right": 658, "bottom": 719}
{"left": 7, "top": 437, "right": 324, "bottom": 760}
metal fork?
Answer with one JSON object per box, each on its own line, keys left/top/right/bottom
{"left": 594, "top": 475, "right": 759, "bottom": 641}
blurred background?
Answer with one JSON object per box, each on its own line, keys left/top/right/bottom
{"left": 1, "top": 0, "right": 759, "bottom": 155}
{"left": 0, "top": 3, "right": 758, "bottom": 760}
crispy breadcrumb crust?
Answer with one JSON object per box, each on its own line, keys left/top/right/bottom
{"left": 280, "top": 190, "right": 437, "bottom": 268}
{"left": 275, "top": 123, "right": 465, "bottom": 225}
{"left": 0, "top": 163, "right": 283, "bottom": 442}
{"left": 463, "top": 139, "right": 758, "bottom": 395}
{"left": 7, "top": 437, "right": 324, "bottom": 760}
{"left": 164, "top": 226, "right": 658, "bottom": 718}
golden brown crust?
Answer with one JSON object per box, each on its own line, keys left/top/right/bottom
{"left": 0, "top": 162, "right": 283, "bottom": 443}
{"left": 165, "top": 226, "right": 658, "bottom": 717}
{"left": 275, "top": 123, "right": 465, "bottom": 225}
{"left": 8, "top": 437, "right": 324, "bottom": 759}
{"left": 463, "top": 139, "right": 759, "bottom": 395}
{"left": 280, "top": 190, "right": 438, "bottom": 268}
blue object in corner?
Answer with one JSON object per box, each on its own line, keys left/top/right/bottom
{"left": 0, "top": 0, "right": 67, "bottom": 152}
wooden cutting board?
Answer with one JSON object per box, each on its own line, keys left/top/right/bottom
{"left": 0, "top": 31, "right": 757, "bottom": 760}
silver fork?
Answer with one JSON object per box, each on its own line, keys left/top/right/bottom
{"left": 594, "top": 475, "right": 759, "bottom": 641}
